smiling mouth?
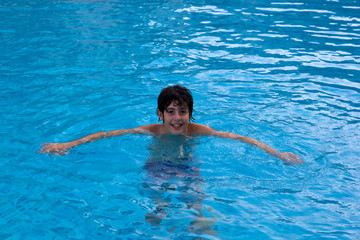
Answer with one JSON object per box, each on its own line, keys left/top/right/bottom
{"left": 171, "top": 123, "right": 183, "bottom": 129}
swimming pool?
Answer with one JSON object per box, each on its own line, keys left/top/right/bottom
{"left": 1, "top": 0, "right": 359, "bottom": 239}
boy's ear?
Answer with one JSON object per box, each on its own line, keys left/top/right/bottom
{"left": 157, "top": 109, "right": 163, "bottom": 121}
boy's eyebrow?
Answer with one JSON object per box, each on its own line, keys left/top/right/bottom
{"left": 165, "top": 107, "right": 189, "bottom": 112}
{"left": 165, "top": 107, "right": 188, "bottom": 110}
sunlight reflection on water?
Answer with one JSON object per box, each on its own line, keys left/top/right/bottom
{"left": 1, "top": 0, "right": 360, "bottom": 239}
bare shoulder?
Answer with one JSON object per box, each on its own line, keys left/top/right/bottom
{"left": 187, "top": 123, "right": 216, "bottom": 135}
{"left": 136, "top": 124, "right": 163, "bottom": 135}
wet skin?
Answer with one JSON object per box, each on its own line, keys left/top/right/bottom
{"left": 40, "top": 100, "right": 303, "bottom": 165}
{"left": 157, "top": 101, "right": 191, "bottom": 135}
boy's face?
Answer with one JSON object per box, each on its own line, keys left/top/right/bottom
{"left": 158, "top": 101, "right": 190, "bottom": 135}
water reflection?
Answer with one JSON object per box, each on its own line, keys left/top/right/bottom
{"left": 142, "top": 134, "right": 217, "bottom": 236}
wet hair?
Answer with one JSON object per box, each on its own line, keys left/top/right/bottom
{"left": 157, "top": 85, "right": 194, "bottom": 121}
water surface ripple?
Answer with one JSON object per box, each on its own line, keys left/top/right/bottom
{"left": 1, "top": 0, "right": 359, "bottom": 239}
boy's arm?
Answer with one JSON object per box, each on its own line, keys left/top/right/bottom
{"left": 213, "top": 131, "right": 302, "bottom": 165}
{"left": 193, "top": 124, "right": 303, "bottom": 165}
{"left": 40, "top": 127, "right": 152, "bottom": 154}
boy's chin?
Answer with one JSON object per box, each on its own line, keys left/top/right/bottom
{"left": 168, "top": 128, "right": 186, "bottom": 135}
{"left": 168, "top": 125, "right": 184, "bottom": 133}
{"left": 169, "top": 130, "right": 185, "bottom": 135}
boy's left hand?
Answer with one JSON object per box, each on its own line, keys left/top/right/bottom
{"left": 278, "top": 152, "right": 303, "bottom": 165}
{"left": 39, "top": 143, "right": 71, "bottom": 155}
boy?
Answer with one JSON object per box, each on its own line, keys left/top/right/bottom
{"left": 40, "top": 85, "right": 303, "bottom": 165}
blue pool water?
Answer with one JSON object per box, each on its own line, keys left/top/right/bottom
{"left": 1, "top": 0, "right": 360, "bottom": 239}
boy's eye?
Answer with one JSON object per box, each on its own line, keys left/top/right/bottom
{"left": 165, "top": 108, "right": 189, "bottom": 115}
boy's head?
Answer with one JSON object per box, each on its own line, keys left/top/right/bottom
{"left": 157, "top": 85, "right": 194, "bottom": 121}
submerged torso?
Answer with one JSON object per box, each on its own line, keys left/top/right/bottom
{"left": 144, "top": 134, "right": 201, "bottom": 180}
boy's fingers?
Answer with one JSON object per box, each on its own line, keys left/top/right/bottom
{"left": 281, "top": 152, "right": 303, "bottom": 165}
{"left": 290, "top": 153, "right": 303, "bottom": 165}
{"left": 40, "top": 143, "right": 55, "bottom": 153}
{"left": 40, "top": 147, "right": 51, "bottom": 153}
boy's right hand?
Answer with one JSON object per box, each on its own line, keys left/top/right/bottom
{"left": 278, "top": 152, "right": 303, "bottom": 165}
{"left": 40, "top": 143, "right": 71, "bottom": 155}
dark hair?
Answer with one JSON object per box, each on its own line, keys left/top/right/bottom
{"left": 157, "top": 85, "right": 194, "bottom": 121}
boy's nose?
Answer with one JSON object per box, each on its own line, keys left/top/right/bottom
{"left": 174, "top": 111, "right": 181, "bottom": 119}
